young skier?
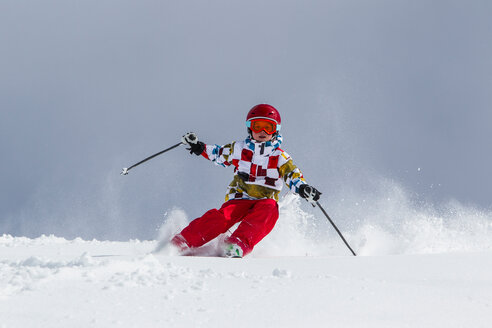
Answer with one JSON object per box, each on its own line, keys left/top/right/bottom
{"left": 170, "top": 104, "right": 321, "bottom": 258}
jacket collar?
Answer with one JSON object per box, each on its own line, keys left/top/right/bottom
{"left": 245, "top": 134, "right": 282, "bottom": 152}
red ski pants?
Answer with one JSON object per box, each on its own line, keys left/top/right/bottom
{"left": 178, "top": 199, "right": 279, "bottom": 255}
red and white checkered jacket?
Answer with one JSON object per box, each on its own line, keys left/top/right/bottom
{"left": 200, "top": 135, "right": 306, "bottom": 202}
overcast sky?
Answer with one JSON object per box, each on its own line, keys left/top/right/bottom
{"left": 1, "top": 1, "right": 491, "bottom": 240}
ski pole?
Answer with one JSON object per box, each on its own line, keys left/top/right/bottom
{"left": 121, "top": 142, "right": 183, "bottom": 175}
{"left": 316, "top": 201, "right": 357, "bottom": 256}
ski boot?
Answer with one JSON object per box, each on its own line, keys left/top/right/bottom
{"left": 223, "top": 243, "right": 243, "bottom": 258}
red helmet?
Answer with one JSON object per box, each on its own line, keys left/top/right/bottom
{"left": 246, "top": 104, "right": 281, "bottom": 125}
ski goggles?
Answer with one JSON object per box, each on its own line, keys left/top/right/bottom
{"left": 246, "top": 118, "right": 280, "bottom": 135}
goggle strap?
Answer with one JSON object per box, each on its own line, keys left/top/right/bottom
{"left": 248, "top": 117, "right": 279, "bottom": 124}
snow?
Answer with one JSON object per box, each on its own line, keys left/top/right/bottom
{"left": 1, "top": 196, "right": 492, "bottom": 327}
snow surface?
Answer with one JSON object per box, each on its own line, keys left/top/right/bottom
{"left": 1, "top": 195, "right": 492, "bottom": 327}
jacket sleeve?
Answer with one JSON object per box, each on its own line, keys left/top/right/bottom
{"left": 201, "top": 142, "right": 235, "bottom": 167}
{"left": 278, "top": 151, "right": 307, "bottom": 193}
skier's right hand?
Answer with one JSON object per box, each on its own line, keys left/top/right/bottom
{"left": 182, "top": 132, "right": 198, "bottom": 145}
{"left": 181, "top": 132, "right": 205, "bottom": 156}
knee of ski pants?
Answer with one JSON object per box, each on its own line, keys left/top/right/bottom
{"left": 228, "top": 199, "right": 279, "bottom": 255}
{"left": 179, "top": 208, "right": 235, "bottom": 248}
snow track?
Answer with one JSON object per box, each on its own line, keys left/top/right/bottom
{"left": 1, "top": 235, "right": 492, "bottom": 327}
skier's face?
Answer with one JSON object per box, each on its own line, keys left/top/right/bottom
{"left": 252, "top": 130, "right": 274, "bottom": 142}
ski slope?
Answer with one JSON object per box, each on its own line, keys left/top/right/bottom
{"left": 1, "top": 234, "right": 491, "bottom": 328}
{"left": 1, "top": 195, "right": 492, "bottom": 327}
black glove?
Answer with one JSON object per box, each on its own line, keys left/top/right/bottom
{"left": 299, "top": 184, "right": 322, "bottom": 204}
{"left": 181, "top": 132, "right": 205, "bottom": 156}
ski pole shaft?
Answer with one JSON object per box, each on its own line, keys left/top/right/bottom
{"left": 121, "top": 142, "right": 183, "bottom": 175}
{"left": 316, "top": 201, "right": 357, "bottom": 256}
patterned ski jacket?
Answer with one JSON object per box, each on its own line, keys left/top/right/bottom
{"left": 200, "top": 135, "right": 306, "bottom": 202}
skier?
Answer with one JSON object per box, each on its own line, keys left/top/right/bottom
{"left": 170, "top": 104, "right": 321, "bottom": 258}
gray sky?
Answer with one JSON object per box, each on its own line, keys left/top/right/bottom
{"left": 1, "top": 0, "right": 491, "bottom": 240}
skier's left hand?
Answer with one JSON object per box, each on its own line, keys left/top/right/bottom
{"left": 299, "top": 184, "right": 322, "bottom": 204}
